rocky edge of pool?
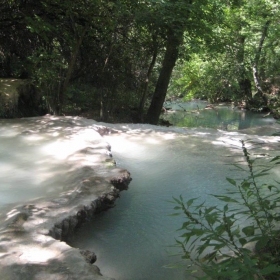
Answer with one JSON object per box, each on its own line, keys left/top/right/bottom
{"left": 0, "top": 116, "right": 131, "bottom": 280}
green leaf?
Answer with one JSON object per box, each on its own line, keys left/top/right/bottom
{"left": 224, "top": 204, "right": 229, "bottom": 212}
{"left": 242, "top": 225, "right": 254, "bottom": 237}
{"left": 270, "top": 156, "right": 280, "bottom": 162}
{"left": 205, "top": 206, "right": 218, "bottom": 214}
{"left": 187, "top": 197, "right": 198, "bottom": 207}
{"left": 247, "top": 190, "right": 253, "bottom": 198}
{"left": 172, "top": 196, "right": 181, "bottom": 204}
{"left": 253, "top": 173, "right": 270, "bottom": 178}
{"left": 226, "top": 177, "right": 237, "bottom": 186}
{"left": 239, "top": 237, "right": 247, "bottom": 246}
{"left": 192, "top": 228, "right": 206, "bottom": 236}
{"left": 201, "top": 251, "right": 217, "bottom": 262}
{"left": 212, "top": 195, "right": 238, "bottom": 203}
{"left": 241, "top": 181, "right": 251, "bottom": 190}
{"left": 258, "top": 167, "right": 273, "bottom": 174}
{"left": 255, "top": 236, "right": 270, "bottom": 251}
{"left": 267, "top": 185, "right": 276, "bottom": 191}
{"left": 169, "top": 213, "right": 181, "bottom": 216}
{"left": 260, "top": 264, "right": 280, "bottom": 275}
{"left": 231, "top": 164, "right": 247, "bottom": 171}
{"left": 205, "top": 213, "right": 217, "bottom": 226}
{"left": 215, "top": 224, "right": 225, "bottom": 235}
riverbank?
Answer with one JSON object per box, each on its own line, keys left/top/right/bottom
{"left": 0, "top": 115, "right": 131, "bottom": 280}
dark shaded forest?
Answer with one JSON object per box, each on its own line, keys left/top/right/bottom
{"left": 1, "top": 0, "right": 279, "bottom": 124}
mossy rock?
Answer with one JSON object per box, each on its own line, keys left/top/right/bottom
{"left": 0, "top": 78, "right": 24, "bottom": 117}
{"left": 0, "top": 78, "right": 44, "bottom": 118}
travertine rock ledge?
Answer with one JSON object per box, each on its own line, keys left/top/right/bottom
{"left": 0, "top": 116, "right": 131, "bottom": 280}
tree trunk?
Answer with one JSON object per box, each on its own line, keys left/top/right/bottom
{"left": 138, "top": 47, "right": 157, "bottom": 122}
{"left": 146, "top": 29, "right": 183, "bottom": 124}
{"left": 236, "top": 35, "right": 252, "bottom": 102}
{"left": 252, "top": 20, "right": 270, "bottom": 104}
{"left": 56, "top": 26, "right": 87, "bottom": 114}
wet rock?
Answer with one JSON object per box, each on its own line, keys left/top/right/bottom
{"left": 80, "top": 250, "right": 97, "bottom": 264}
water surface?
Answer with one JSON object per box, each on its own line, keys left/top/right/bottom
{"left": 69, "top": 123, "right": 280, "bottom": 280}
{"left": 162, "top": 100, "right": 275, "bottom": 130}
{"left": 1, "top": 110, "right": 280, "bottom": 279}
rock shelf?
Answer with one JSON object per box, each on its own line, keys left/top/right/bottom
{"left": 0, "top": 116, "right": 131, "bottom": 280}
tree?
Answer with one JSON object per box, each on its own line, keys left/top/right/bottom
{"left": 145, "top": 0, "right": 191, "bottom": 124}
{"left": 145, "top": 0, "right": 223, "bottom": 124}
{"left": 168, "top": 0, "right": 280, "bottom": 111}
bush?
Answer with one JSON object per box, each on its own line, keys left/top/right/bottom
{"left": 172, "top": 140, "right": 280, "bottom": 279}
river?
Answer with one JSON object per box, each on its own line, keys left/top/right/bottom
{"left": 68, "top": 104, "right": 280, "bottom": 280}
{"left": 1, "top": 103, "right": 280, "bottom": 279}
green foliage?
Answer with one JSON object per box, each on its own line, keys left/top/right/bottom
{"left": 169, "top": 55, "right": 240, "bottom": 102}
{"left": 1, "top": 0, "right": 280, "bottom": 118}
{"left": 172, "top": 140, "right": 280, "bottom": 279}
{"left": 169, "top": 0, "right": 280, "bottom": 108}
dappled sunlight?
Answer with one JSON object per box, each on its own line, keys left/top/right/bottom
{"left": 212, "top": 136, "right": 244, "bottom": 148}
{"left": 42, "top": 139, "right": 83, "bottom": 160}
{"left": 0, "top": 231, "right": 102, "bottom": 279}
{"left": 0, "top": 116, "right": 112, "bottom": 212}
{"left": 5, "top": 209, "right": 21, "bottom": 221}
{"left": 19, "top": 246, "right": 57, "bottom": 263}
{"left": 103, "top": 130, "right": 181, "bottom": 159}
{"left": 1, "top": 115, "right": 280, "bottom": 280}
{"left": 24, "top": 134, "right": 45, "bottom": 142}
{"left": 69, "top": 120, "right": 280, "bottom": 280}
{"left": 1, "top": 116, "right": 279, "bottom": 214}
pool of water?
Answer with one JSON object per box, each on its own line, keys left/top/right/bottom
{"left": 68, "top": 123, "right": 280, "bottom": 280}
{"left": 162, "top": 100, "right": 275, "bottom": 130}
{"left": 1, "top": 109, "right": 280, "bottom": 280}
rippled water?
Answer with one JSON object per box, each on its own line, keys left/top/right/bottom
{"left": 68, "top": 122, "right": 280, "bottom": 280}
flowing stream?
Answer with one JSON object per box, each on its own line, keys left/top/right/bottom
{"left": 68, "top": 105, "right": 280, "bottom": 280}
{"left": 1, "top": 104, "right": 280, "bottom": 279}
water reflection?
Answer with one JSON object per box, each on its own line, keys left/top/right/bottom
{"left": 162, "top": 100, "right": 275, "bottom": 130}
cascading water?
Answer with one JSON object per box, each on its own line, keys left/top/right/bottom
{"left": 1, "top": 105, "right": 280, "bottom": 279}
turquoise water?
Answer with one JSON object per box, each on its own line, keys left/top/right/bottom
{"left": 162, "top": 100, "right": 275, "bottom": 130}
{"left": 68, "top": 120, "right": 280, "bottom": 280}
{"left": 1, "top": 108, "right": 279, "bottom": 280}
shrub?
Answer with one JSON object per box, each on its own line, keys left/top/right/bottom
{"left": 171, "top": 140, "right": 280, "bottom": 279}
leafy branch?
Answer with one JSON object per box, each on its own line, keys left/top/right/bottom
{"left": 171, "top": 140, "right": 280, "bottom": 279}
